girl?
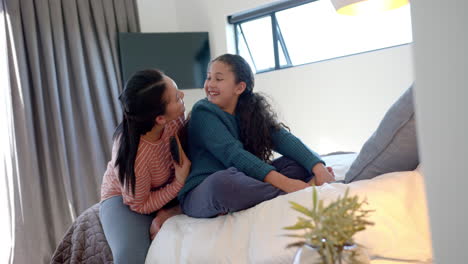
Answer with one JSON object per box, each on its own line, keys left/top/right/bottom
{"left": 178, "top": 54, "right": 335, "bottom": 218}
{"left": 100, "top": 69, "right": 190, "bottom": 263}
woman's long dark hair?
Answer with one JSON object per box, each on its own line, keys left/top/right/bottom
{"left": 113, "top": 69, "right": 167, "bottom": 195}
{"left": 212, "top": 54, "right": 288, "bottom": 162}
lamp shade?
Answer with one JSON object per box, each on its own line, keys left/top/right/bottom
{"left": 331, "top": 0, "right": 409, "bottom": 15}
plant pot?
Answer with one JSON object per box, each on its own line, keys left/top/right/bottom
{"left": 292, "top": 244, "right": 370, "bottom": 264}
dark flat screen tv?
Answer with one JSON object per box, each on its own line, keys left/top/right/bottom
{"left": 119, "top": 32, "right": 210, "bottom": 89}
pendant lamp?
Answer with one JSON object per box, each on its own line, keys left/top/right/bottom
{"left": 330, "top": 0, "right": 409, "bottom": 15}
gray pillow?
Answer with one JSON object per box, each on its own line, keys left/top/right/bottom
{"left": 345, "top": 85, "right": 419, "bottom": 183}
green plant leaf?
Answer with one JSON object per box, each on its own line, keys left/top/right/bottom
{"left": 284, "top": 187, "right": 373, "bottom": 262}
{"left": 285, "top": 241, "right": 306, "bottom": 249}
{"left": 283, "top": 221, "right": 312, "bottom": 230}
{"left": 289, "top": 201, "right": 313, "bottom": 217}
{"left": 282, "top": 234, "right": 308, "bottom": 238}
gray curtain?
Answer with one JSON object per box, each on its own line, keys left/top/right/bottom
{"left": 2, "top": 0, "right": 140, "bottom": 263}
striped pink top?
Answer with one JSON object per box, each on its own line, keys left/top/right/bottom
{"left": 100, "top": 115, "right": 185, "bottom": 214}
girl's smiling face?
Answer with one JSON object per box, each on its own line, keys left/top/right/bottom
{"left": 204, "top": 61, "right": 246, "bottom": 114}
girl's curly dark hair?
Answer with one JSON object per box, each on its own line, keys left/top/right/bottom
{"left": 213, "top": 54, "right": 289, "bottom": 162}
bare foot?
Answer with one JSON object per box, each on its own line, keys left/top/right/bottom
{"left": 150, "top": 205, "right": 182, "bottom": 240}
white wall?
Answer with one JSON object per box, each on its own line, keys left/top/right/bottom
{"left": 137, "top": 0, "right": 414, "bottom": 154}
{"left": 137, "top": 0, "right": 179, "bottom": 32}
{"left": 253, "top": 46, "right": 413, "bottom": 154}
{"left": 411, "top": 0, "right": 468, "bottom": 262}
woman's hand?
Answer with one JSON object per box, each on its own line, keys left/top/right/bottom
{"left": 310, "top": 163, "right": 335, "bottom": 186}
{"left": 173, "top": 135, "right": 191, "bottom": 184}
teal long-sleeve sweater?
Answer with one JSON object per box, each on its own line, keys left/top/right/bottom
{"left": 177, "top": 99, "right": 324, "bottom": 201}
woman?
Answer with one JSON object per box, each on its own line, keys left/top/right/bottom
{"left": 100, "top": 69, "right": 190, "bottom": 263}
{"left": 178, "top": 54, "right": 335, "bottom": 218}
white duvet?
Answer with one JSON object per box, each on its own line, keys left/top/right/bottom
{"left": 146, "top": 154, "right": 433, "bottom": 264}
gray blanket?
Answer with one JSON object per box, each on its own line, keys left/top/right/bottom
{"left": 51, "top": 203, "right": 113, "bottom": 263}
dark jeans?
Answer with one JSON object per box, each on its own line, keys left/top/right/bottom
{"left": 180, "top": 156, "right": 312, "bottom": 218}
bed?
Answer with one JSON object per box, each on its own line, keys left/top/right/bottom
{"left": 51, "top": 152, "right": 433, "bottom": 264}
{"left": 144, "top": 153, "right": 432, "bottom": 264}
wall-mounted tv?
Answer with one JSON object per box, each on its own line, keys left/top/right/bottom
{"left": 118, "top": 32, "right": 210, "bottom": 89}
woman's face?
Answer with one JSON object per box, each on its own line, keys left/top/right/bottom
{"left": 162, "top": 75, "right": 185, "bottom": 121}
{"left": 204, "top": 61, "right": 245, "bottom": 114}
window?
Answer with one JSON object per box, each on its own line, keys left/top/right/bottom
{"left": 229, "top": 0, "right": 413, "bottom": 73}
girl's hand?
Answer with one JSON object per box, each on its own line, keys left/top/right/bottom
{"left": 282, "top": 178, "right": 310, "bottom": 193}
{"left": 264, "top": 170, "right": 310, "bottom": 193}
{"left": 173, "top": 135, "right": 191, "bottom": 184}
{"left": 311, "top": 164, "right": 335, "bottom": 186}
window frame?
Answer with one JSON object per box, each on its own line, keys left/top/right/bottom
{"left": 233, "top": 14, "right": 294, "bottom": 73}
{"left": 228, "top": 0, "right": 317, "bottom": 73}
{"left": 228, "top": 0, "right": 412, "bottom": 73}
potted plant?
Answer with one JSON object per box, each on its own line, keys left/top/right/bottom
{"left": 284, "top": 187, "right": 374, "bottom": 264}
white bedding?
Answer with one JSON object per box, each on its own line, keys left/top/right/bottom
{"left": 146, "top": 153, "right": 432, "bottom": 264}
